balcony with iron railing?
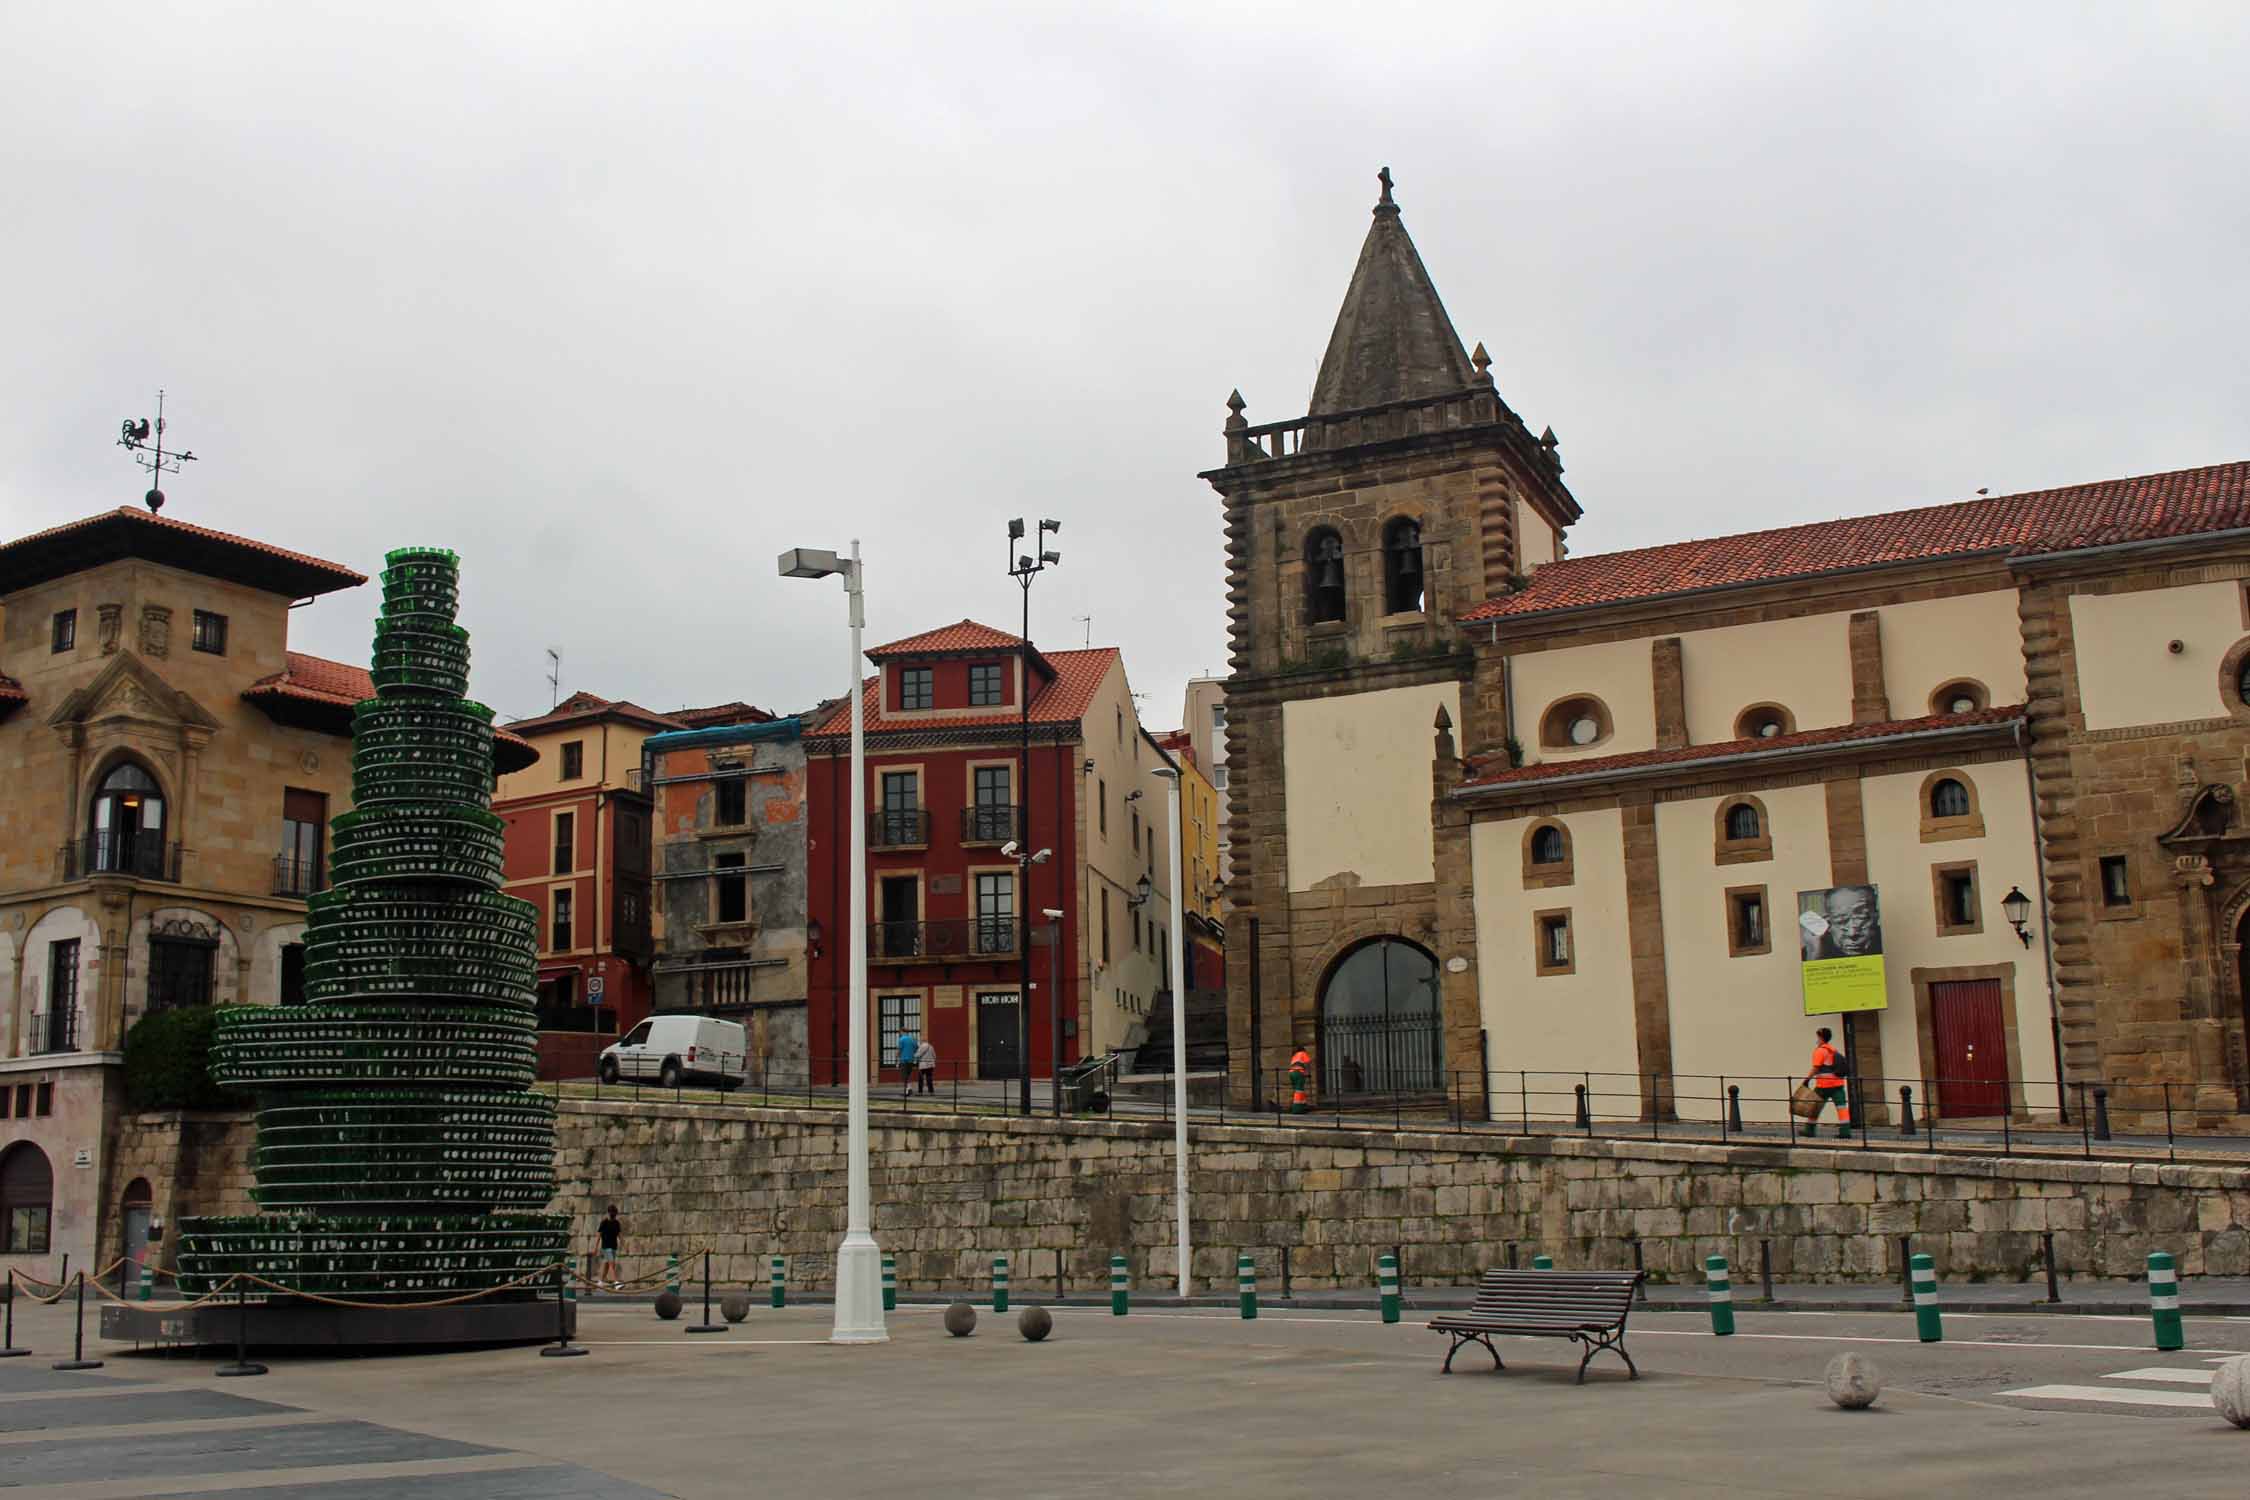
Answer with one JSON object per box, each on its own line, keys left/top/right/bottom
{"left": 273, "top": 854, "right": 327, "bottom": 898}
{"left": 58, "top": 833, "right": 181, "bottom": 883}
{"left": 869, "top": 917, "right": 1023, "bottom": 962}
{"left": 960, "top": 803, "right": 1022, "bottom": 845}
{"left": 28, "top": 1008, "right": 79, "bottom": 1055}
{"left": 868, "top": 808, "right": 931, "bottom": 850}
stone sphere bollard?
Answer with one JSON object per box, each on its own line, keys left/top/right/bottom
{"left": 2214, "top": 1355, "right": 2250, "bottom": 1429}
{"left": 1824, "top": 1352, "right": 1882, "bottom": 1410}
{"left": 1018, "top": 1305, "right": 1053, "bottom": 1342}
{"left": 720, "top": 1292, "right": 752, "bottom": 1324}
{"left": 653, "top": 1290, "right": 683, "bottom": 1321}
{"left": 944, "top": 1300, "right": 978, "bottom": 1337}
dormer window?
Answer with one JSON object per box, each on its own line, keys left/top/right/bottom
{"left": 1383, "top": 517, "right": 1424, "bottom": 614}
{"left": 1735, "top": 705, "right": 1794, "bottom": 741}
{"left": 900, "top": 668, "right": 933, "bottom": 711}
{"left": 968, "top": 662, "right": 1003, "bottom": 707}
{"left": 1931, "top": 680, "right": 1989, "bottom": 716}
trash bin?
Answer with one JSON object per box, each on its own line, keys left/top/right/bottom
{"left": 1059, "top": 1056, "right": 1112, "bottom": 1115}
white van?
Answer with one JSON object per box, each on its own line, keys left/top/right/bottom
{"left": 599, "top": 1015, "right": 748, "bottom": 1090}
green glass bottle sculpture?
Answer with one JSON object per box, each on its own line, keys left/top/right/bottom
{"left": 179, "top": 548, "right": 567, "bottom": 1299}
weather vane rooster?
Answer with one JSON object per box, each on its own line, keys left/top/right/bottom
{"left": 118, "top": 390, "right": 196, "bottom": 512}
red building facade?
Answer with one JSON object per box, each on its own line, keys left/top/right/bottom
{"left": 805, "top": 621, "right": 1161, "bottom": 1087}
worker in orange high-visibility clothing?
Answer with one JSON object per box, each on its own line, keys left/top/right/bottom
{"left": 1288, "top": 1046, "right": 1312, "bottom": 1114}
{"left": 1802, "top": 1026, "right": 1852, "bottom": 1138}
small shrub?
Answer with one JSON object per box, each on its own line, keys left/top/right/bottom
{"left": 122, "top": 1006, "right": 249, "bottom": 1112}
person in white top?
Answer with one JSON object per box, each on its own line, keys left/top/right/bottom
{"left": 915, "top": 1037, "right": 937, "bottom": 1095}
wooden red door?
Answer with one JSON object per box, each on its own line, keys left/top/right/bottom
{"left": 1931, "top": 980, "right": 2010, "bottom": 1117}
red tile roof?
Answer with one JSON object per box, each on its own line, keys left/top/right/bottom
{"left": 0, "top": 507, "right": 366, "bottom": 600}
{"left": 504, "top": 692, "right": 685, "bottom": 735}
{"left": 671, "top": 700, "right": 776, "bottom": 729}
{"left": 809, "top": 647, "right": 1121, "bottom": 740}
{"left": 866, "top": 620, "right": 1024, "bottom": 658}
{"left": 1459, "top": 706, "right": 2024, "bottom": 790}
{"left": 244, "top": 652, "right": 538, "bottom": 771}
{"left": 1462, "top": 461, "right": 2250, "bottom": 622}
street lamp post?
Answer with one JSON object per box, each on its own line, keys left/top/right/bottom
{"left": 777, "top": 542, "right": 885, "bottom": 1345}
{"left": 1007, "top": 518, "right": 1060, "bottom": 1115}
{"left": 1154, "top": 765, "right": 1190, "bottom": 1296}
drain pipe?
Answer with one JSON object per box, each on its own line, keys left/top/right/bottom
{"left": 2014, "top": 719, "right": 2067, "bottom": 1112}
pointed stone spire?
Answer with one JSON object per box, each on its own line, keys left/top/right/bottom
{"left": 1308, "top": 168, "right": 1477, "bottom": 416}
{"left": 1225, "top": 389, "right": 1248, "bottom": 430}
{"left": 1471, "top": 342, "right": 1492, "bottom": 386}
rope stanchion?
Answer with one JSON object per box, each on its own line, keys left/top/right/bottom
{"left": 214, "top": 1276, "right": 267, "bottom": 1378}
{"left": 1, "top": 1269, "right": 29, "bottom": 1357}
{"left": 687, "top": 1251, "right": 726, "bottom": 1335}
{"left": 540, "top": 1263, "right": 588, "bottom": 1359}
{"left": 53, "top": 1273, "right": 104, "bottom": 1372}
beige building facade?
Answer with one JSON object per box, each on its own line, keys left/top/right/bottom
{"left": 1210, "top": 174, "right": 2250, "bottom": 1127}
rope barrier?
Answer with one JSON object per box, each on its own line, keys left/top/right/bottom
{"left": 567, "top": 1246, "right": 719, "bottom": 1291}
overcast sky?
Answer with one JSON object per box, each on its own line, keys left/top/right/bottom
{"left": 5, "top": 3, "right": 2246, "bottom": 728}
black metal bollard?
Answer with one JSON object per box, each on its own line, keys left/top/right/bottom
{"left": 2092, "top": 1086, "right": 2112, "bottom": 1142}
{"left": 1898, "top": 1237, "right": 1914, "bottom": 1306}
{"left": 52, "top": 1273, "right": 103, "bottom": 1372}
{"left": 1629, "top": 1240, "right": 1648, "bottom": 1303}
{"left": 542, "top": 1266, "right": 589, "bottom": 1358}
{"left": 1897, "top": 1085, "right": 1915, "bottom": 1137}
{"left": 1281, "top": 1246, "right": 1292, "bottom": 1301}
{"left": 688, "top": 1250, "right": 726, "bottom": 1334}
{"left": 214, "top": 1277, "right": 265, "bottom": 1377}
{"left": 1726, "top": 1085, "right": 1743, "bottom": 1134}
{"left": 1, "top": 1269, "right": 28, "bottom": 1358}
{"left": 2042, "top": 1231, "right": 2061, "bottom": 1304}
{"left": 1574, "top": 1084, "right": 1591, "bottom": 1131}
{"left": 1505, "top": 1241, "right": 1518, "bottom": 1269}
{"left": 1759, "top": 1239, "right": 1774, "bottom": 1302}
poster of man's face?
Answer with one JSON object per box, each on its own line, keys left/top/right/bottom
{"left": 1797, "top": 884, "right": 1883, "bottom": 961}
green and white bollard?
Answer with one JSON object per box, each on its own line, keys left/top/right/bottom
{"left": 2149, "top": 1251, "right": 2183, "bottom": 1351}
{"left": 137, "top": 1260, "right": 153, "bottom": 1302}
{"left": 1238, "top": 1254, "right": 1258, "bottom": 1320}
{"left": 993, "top": 1254, "right": 1010, "bottom": 1313}
{"left": 881, "top": 1253, "right": 896, "bottom": 1313}
{"left": 1532, "top": 1254, "right": 1554, "bottom": 1270}
{"left": 1910, "top": 1253, "right": 1942, "bottom": 1343}
{"left": 1110, "top": 1254, "right": 1129, "bottom": 1316}
{"left": 1378, "top": 1253, "right": 1401, "bottom": 1324}
{"left": 1704, "top": 1255, "right": 1735, "bottom": 1336}
{"left": 666, "top": 1253, "right": 681, "bottom": 1296}
{"left": 769, "top": 1255, "right": 786, "bottom": 1309}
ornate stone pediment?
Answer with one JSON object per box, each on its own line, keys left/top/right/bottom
{"left": 2158, "top": 782, "right": 2239, "bottom": 849}
{"left": 46, "top": 651, "right": 221, "bottom": 737}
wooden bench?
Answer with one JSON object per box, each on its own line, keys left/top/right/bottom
{"left": 1426, "top": 1269, "right": 1643, "bottom": 1382}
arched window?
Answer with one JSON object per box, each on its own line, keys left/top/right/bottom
{"left": 1724, "top": 802, "right": 1762, "bottom": 841}
{"left": 2238, "top": 656, "right": 2250, "bottom": 709}
{"left": 1, "top": 1143, "right": 52, "bottom": 1254}
{"left": 1522, "top": 820, "right": 1574, "bottom": 888}
{"left": 1919, "top": 769, "right": 1986, "bottom": 841}
{"left": 1734, "top": 704, "right": 1794, "bottom": 740}
{"left": 1305, "top": 528, "right": 1346, "bottom": 625}
{"left": 1931, "top": 680, "right": 1989, "bottom": 716}
{"left": 1929, "top": 777, "right": 1972, "bottom": 818}
{"left": 1539, "top": 695, "right": 1613, "bottom": 750}
{"left": 1530, "top": 825, "right": 1566, "bottom": 865}
{"left": 1318, "top": 938, "right": 1442, "bottom": 1095}
{"left": 1383, "top": 517, "right": 1425, "bottom": 615}
{"left": 87, "top": 761, "right": 167, "bottom": 877}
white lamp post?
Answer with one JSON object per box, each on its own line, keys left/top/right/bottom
{"left": 1153, "top": 765, "right": 1191, "bottom": 1296}
{"left": 777, "top": 542, "right": 886, "bottom": 1344}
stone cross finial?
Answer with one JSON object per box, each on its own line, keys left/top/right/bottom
{"left": 1377, "top": 166, "right": 1395, "bottom": 206}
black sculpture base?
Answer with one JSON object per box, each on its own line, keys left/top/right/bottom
{"left": 101, "top": 1296, "right": 569, "bottom": 1350}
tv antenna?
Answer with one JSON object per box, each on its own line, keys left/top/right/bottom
{"left": 117, "top": 390, "right": 197, "bottom": 513}
{"left": 546, "top": 648, "right": 561, "bottom": 710}
{"left": 1072, "top": 614, "right": 1092, "bottom": 646}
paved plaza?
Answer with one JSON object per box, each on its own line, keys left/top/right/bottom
{"left": 3, "top": 1292, "right": 2247, "bottom": 1497}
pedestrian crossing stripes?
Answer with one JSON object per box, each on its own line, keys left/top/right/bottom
{"left": 2001, "top": 1362, "right": 2217, "bottom": 1411}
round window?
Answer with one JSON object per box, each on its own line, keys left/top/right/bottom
{"left": 1932, "top": 681, "right": 1988, "bottom": 716}
{"left": 1569, "top": 716, "right": 1600, "bottom": 745}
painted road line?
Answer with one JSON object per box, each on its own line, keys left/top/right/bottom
{"left": 1999, "top": 1384, "right": 2215, "bottom": 1409}
{"left": 2103, "top": 1367, "right": 2216, "bottom": 1383}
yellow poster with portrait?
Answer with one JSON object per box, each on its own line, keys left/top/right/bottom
{"left": 1797, "top": 884, "right": 1889, "bottom": 1015}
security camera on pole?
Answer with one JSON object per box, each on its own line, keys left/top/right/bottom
{"left": 1005, "top": 518, "right": 1061, "bottom": 1115}
{"left": 777, "top": 542, "right": 886, "bottom": 1345}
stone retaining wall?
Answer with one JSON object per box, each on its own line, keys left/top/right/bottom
{"left": 120, "top": 1101, "right": 2248, "bottom": 1291}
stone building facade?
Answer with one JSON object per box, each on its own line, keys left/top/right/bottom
{"left": 1209, "top": 174, "right": 2250, "bottom": 1126}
